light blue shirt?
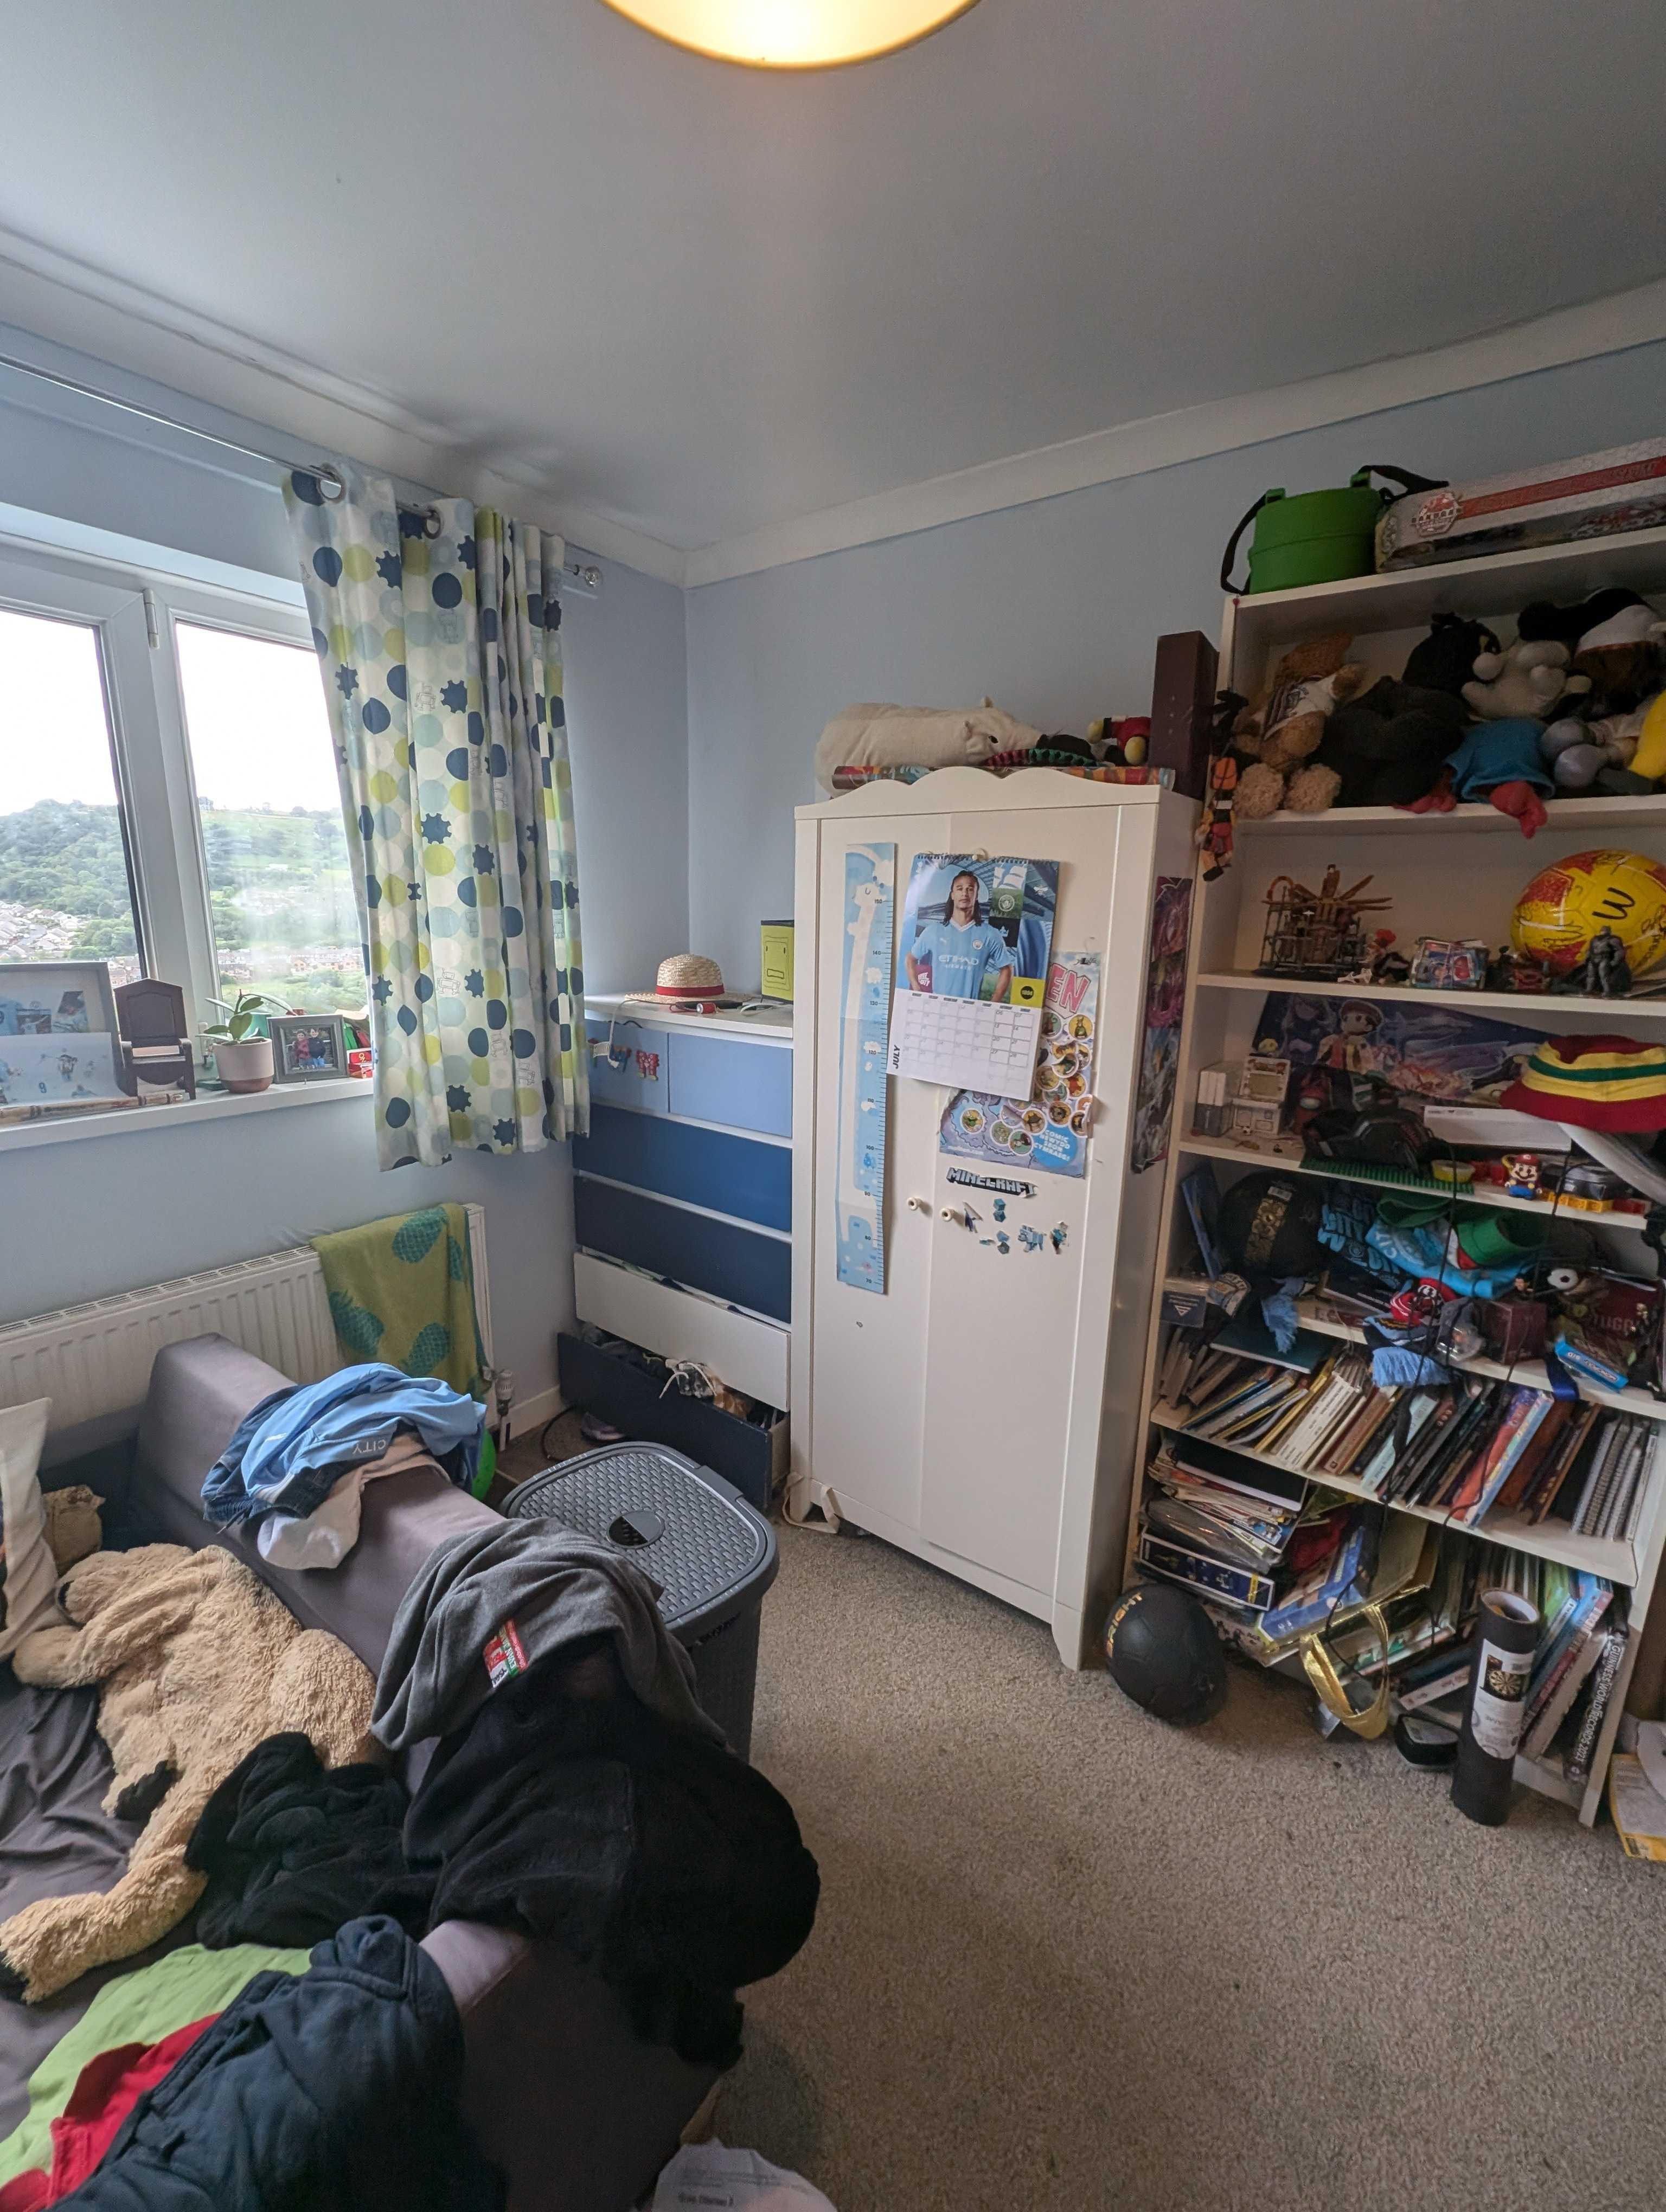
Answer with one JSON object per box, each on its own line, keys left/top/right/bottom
{"left": 909, "top": 918, "right": 1011, "bottom": 999}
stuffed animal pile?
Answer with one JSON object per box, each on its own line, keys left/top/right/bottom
{"left": 1212, "top": 593, "right": 1666, "bottom": 838}
{"left": 0, "top": 1542, "right": 377, "bottom": 2002}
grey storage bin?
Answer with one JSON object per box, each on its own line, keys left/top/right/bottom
{"left": 506, "top": 1443, "right": 777, "bottom": 1758}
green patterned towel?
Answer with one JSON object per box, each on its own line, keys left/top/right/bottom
{"left": 311, "top": 1203, "right": 485, "bottom": 1399}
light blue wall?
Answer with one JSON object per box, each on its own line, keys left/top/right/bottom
{"left": 685, "top": 338, "right": 1666, "bottom": 985}
{"left": 0, "top": 346, "right": 690, "bottom": 1410}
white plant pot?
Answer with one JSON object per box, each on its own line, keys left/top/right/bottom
{"left": 213, "top": 1037, "right": 274, "bottom": 1094}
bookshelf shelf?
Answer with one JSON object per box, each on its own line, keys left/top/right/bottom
{"left": 1234, "top": 792, "right": 1666, "bottom": 839}
{"left": 1293, "top": 1296, "right": 1666, "bottom": 1427}
{"left": 1149, "top": 1405, "right": 1640, "bottom": 1586}
{"left": 1176, "top": 1134, "right": 1650, "bottom": 1234}
{"left": 1195, "top": 970, "right": 1666, "bottom": 1022}
{"left": 1128, "top": 533, "right": 1666, "bottom": 1826}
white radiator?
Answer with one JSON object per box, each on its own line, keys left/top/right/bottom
{"left": 0, "top": 1205, "right": 491, "bottom": 1435}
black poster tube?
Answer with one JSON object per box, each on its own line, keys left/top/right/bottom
{"left": 1452, "top": 1589, "right": 1541, "bottom": 1827}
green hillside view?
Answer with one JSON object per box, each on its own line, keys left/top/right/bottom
{"left": 0, "top": 799, "right": 364, "bottom": 1014}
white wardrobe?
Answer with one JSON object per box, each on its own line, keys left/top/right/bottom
{"left": 790, "top": 767, "right": 1197, "bottom": 1667}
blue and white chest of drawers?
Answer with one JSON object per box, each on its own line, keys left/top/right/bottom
{"left": 572, "top": 996, "right": 792, "bottom": 1412}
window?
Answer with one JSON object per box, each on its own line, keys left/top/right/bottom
{"left": 175, "top": 622, "right": 361, "bottom": 1014}
{"left": 0, "top": 541, "right": 358, "bottom": 1045}
{"left": 0, "top": 605, "right": 142, "bottom": 977}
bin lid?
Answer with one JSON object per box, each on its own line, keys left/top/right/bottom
{"left": 504, "top": 1442, "right": 775, "bottom": 1632}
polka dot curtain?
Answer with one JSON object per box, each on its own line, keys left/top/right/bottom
{"left": 284, "top": 462, "right": 588, "bottom": 1168}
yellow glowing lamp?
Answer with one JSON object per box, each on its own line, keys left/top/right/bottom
{"left": 599, "top": 0, "right": 978, "bottom": 68}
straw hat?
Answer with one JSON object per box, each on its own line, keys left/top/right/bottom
{"left": 1501, "top": 1034, "right": 1666, "bottom": 1132}
{"left": 655, "top": 954, "right": 726, "bottom": 1003}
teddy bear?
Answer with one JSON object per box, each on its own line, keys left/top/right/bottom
{"left": 812, "top": 698, "right": 1042, "bottom": 794}
{"left": 1229, "top": 633, "right": 1366, "bottom": 819}
{"left": 0, "top": 1542, "right": 376, "bottom": 2002}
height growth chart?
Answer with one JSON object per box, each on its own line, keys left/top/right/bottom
{"left": 835, "top": 844, "right": 895, "bottom": 1293}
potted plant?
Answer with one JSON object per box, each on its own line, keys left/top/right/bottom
{"left": 201, "top": 991, "right": 291, "bottom": 1094}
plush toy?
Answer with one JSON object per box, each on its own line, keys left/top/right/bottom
{"left": 1461, "top": 636, "right": 1590, "bottom": 723}
{"left": 1231, "top": 632, "right": 1365, "bottom": 818}
{"left": 1086, "top": 715, "right": 1149, "bottom": 765}
{"left": 1413, "top": 634, "right": 1594, "bottom": 833}
{"left": 1541, "top": 702, "right": 1655, "bottom": 792}
{"left": 1519, "top": 590, "right": 1665, "bottom": 711}
{"left": 812, "top": 698, "right": 1041, "bottom": 794}
{"left": 0, "top": 1543, "right": 376, "bottom": 2002}
{"left": 1312, "top": 676, "right": 1469, "bottom": 807}
{"left": 1402, "top": 613, "right": 1501, "bottom": 698}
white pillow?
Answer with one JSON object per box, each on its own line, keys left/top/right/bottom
{"left": 0, "top": 1398, "right": 61, "bottom": 1662}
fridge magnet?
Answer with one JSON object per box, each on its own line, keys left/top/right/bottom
{"left": 1131, "top": 877, "right": 1194, "bottom": 1173}
{"left": 889, "top": 852, "right": 1056, "bottom": 1092}
{"left": 835, "top": 843, "right": 896, "bottom": 1294}
{"left": 945, "top": 1166, "right": 1036, "bottom": 1198}
{"left": 1252, "top": 991, "right": 1550, "bottom": 1101}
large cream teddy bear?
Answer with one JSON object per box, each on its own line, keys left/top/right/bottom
{"left": 813, "top": 698, "right": 1041, "bottom": 794}
{"left": 0, "top": 1542, "right": 376, "bottom": 2002}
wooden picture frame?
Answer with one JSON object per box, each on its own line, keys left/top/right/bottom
{"left": 268, "top": 1012, "right": 349, "bottom": 1084}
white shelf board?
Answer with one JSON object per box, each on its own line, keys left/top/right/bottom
{"left": 1235, "top": 793, "right": 1666, "bottom": 839}
{"left": 1150, "top": 1403, "right": 1638, "bottom": 1584}
{"left": 1296, "top": 1296, "right": 1666, "bottom": 1429}
{"left": 1177, "top": 1134, "right": 1649, "bottom": 1234}
{"left": 0, "top": 1077, "right": 369, "bottom": 1155}
{"left": 1227, "top": 526, "right": 1666, "bottom": 654}
{"left": 1196, "top": 970, "right": 1666, "bottom": 1021}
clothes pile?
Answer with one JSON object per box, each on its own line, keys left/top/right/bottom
{"left": 2, "top": 1919, "right": 499, "bottom": 2212}
{"left": 201, "top": 1365, "right": 485, "bottom": 1570}
{"left": 375, "top": 1522, "right": 818, "bottom": 2066}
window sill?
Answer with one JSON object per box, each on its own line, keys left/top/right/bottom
{"left": 0, "top": 1077, "right": 371, "bottom": 1155}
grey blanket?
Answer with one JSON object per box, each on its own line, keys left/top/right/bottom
{"left": 0, "top": 1674, "right": 149, "bottom": 2134}
{"left": 372, "top": 1525, "right": 725, "bottom": 1753}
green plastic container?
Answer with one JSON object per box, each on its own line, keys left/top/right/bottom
{"left": 1220, "top": 466, "right": 1446, "bottom": 595}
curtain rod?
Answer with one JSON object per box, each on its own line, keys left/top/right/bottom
{"left": 0, "top": 347, "right": 600, "bottom": 584}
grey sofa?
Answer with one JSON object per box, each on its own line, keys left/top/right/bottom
{"left": 2, "top": 1333, "right": 719, "bottom": 2210}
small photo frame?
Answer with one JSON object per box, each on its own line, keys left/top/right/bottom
{"left": 0, "top": 959, "right": 119, "bottom": 1040}
{"left": 269, "top": 1013, "right": 349, "bottom": 1083}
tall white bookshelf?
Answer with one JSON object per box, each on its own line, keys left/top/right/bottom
{"left": 1127, "top": 528, "right": 1666, "bottom": 1827}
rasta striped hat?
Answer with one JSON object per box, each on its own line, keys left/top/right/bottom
{"left": 1501, "top": 1035, "right": 1666, "bottom": 1132}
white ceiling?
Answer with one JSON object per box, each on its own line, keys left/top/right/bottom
{"left": 3, "top": 0, "right": 1665, "bottom": 573}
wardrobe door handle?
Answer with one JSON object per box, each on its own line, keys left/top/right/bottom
{"left": 905, "top": 1195, "right": 930, "bottom": 1212}
{"left": 939, "top": 1207, "right": 962, "bottom": 1225}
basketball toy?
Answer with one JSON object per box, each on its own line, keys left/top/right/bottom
{"left": 1104, "top": 1583, "right": 1227, "bottom": 1725}
{"left": 1511, "top": 848, "right": 1666, "bottom": 978}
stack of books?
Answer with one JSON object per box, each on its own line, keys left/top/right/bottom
{"left": 1157, "top": 1331, "right": 1659, "bottom": 1541}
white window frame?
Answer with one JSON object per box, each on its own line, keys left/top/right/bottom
{"left": 0, "top": 538, "right": 324, "bottom": 1043}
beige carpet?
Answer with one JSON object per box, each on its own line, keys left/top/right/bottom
{"left": 717, "top": 1522, "right": 1666, "bottom": 2212}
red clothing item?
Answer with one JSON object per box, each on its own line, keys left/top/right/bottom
{"left": 0, "top": 2016, "right": 216, "bottom": 2211}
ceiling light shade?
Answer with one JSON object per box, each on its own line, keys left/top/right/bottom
{"left": 599, "top": 0, "right": 978, "bottom": 68}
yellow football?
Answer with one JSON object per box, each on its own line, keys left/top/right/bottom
{"left": 1511, "top": 847, "right": 1666, "bottom": 977}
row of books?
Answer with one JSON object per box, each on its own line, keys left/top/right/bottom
{"left": 1390, "top": 1546, "right": 1628, "bottom": 1780}
{"left": 1156, "top": 1327, "right": 1659, "bottom": 1540}
{"left": 1136, "top": 1433, "right": 1627, "bottom": 1782}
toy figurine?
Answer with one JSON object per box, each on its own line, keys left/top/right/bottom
{"left": 1199, "top": 751, "right": 1239, "bottom": 880}
{"left": 1554, "top": 924, "right": 1633, "bottom": 999}
{"left": 1501, "top": 1152, "right": 1542, "bottom": 1200}
{"left": 1486, "top": 944, "right": 1551, "bottom": 995}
